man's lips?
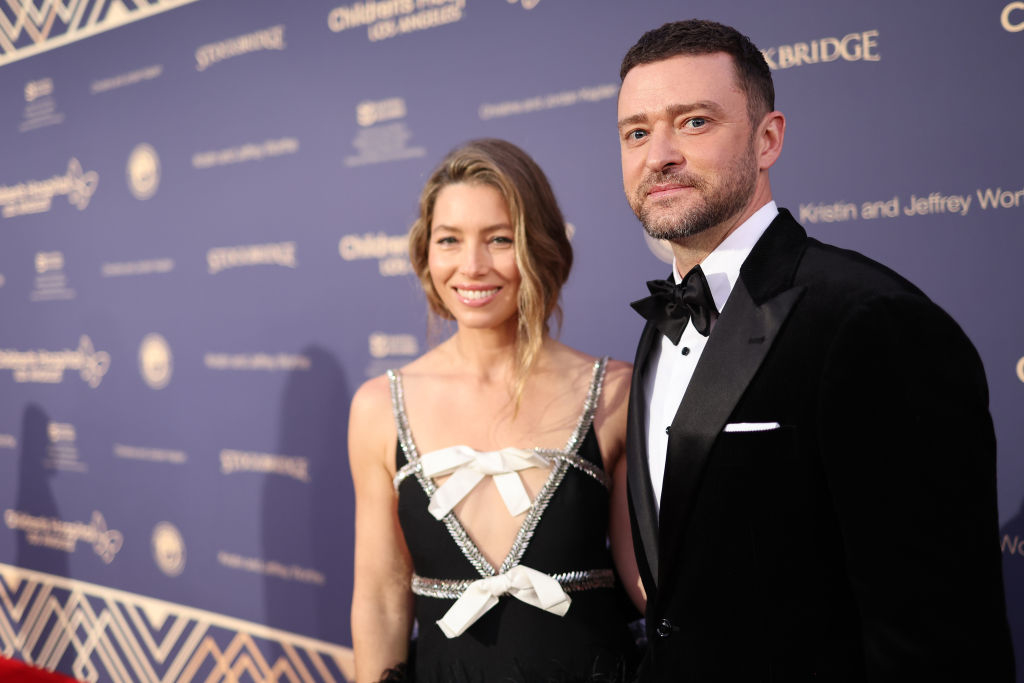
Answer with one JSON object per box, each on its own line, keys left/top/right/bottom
{"left": 647, "top": 183, "right": 691, "bottom": 198}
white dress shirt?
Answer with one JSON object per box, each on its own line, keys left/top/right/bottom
{"left": 643, "top": 201, "right": 778, "bottom": 512}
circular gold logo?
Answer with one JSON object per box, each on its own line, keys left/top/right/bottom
{"left": 152, "top": 522, "right": 185, "bottom": 577}
{"left": 139, "top": 333, "right": 172, "bottom": 390}
{"left": 127, "top": 143, "right": 160, "bottom": 200}
{"left": 1003, "top": 1, "right": 1024, "bottom": 32}
{"left": 1017, "top": 356, "right": 1024, "bottom": 383}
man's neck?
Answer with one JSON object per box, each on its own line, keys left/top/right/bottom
{"left": 671, "top": 186, "right": 774, "bottom": 275}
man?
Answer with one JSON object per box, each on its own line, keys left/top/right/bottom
{"left": 618, "top": 19, "right": 1013, "bottom": 681}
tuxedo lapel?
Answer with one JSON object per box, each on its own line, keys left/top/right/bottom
{"left": 626, "top": 319, "right": 662, "bottom": 588}
{"left": 656, "top": 211, "right": 808, "bottom": 589}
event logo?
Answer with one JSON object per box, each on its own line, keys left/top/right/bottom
{"left": 328, "top": 0, "right": 465, "bottom": 42}
{"left": 799, "top": 183, "right": 1024, "bottom": 225}
{"left": 31, "top": 250, "right": 75, "bottom": 301}
{"left": 479, "top": 83, "right": 617, "bottom": 121}
{"left": 1003, "top": 534, "right": 1024, "bottom": 557}
{"left": 0, "top": 434, "right": 15, "bottom": 449}
{"left": 204, "top": 352, "right": 311, "bottom": 372}
{"left": 207, "top": 242, "right": 297, "bottom": 274}
{"left": 507, "top": 0, "right": 540, "bottom": 9}
{"left": 761, "top": 30, "right": 879, "bottom": 70}
{"left": 345, "top": 97, "right": 426, "bottom": 167}
{"left": 192, "top": 137, "right": 299, "bottom": 169}
{"left": 127, "top": 143, "right": 160, "bottom": 200}
{"left": 139, "top": 333, "right": 172, "bottom": 390}
{"left": 24, "top": 78, "right": 52, "bottom": 102}
{"left": 4, "top": 509, "right": 123, "bottom": 563}
{"left": 0, "top": 0, "right": 201, "bottom": 68}
{"left": 369, "top": 333, "right": 419, "bottom": 359}
{"left": 0, "top": 158, "right": 98, "bottom": 218}
{"left": 47, "top": 421, "right": 75, "bottom": 443}
{"left": 195, "top": 24, "right": 285, "bottom": 71}
{"left": 1003, "top": 2, "right": 1024, "bottom": 31}
{"left": 366, "top": 332, "right": 420, "bottom": 378}
{"left": 1017, "top": 356, "right": 1024, "bottom": 383}
{"left": 220, "top": 449, "right": 311, "bottom": 483}
{"left": 218, "top": 551, "right": 326, "bottom": 586}
{"left": 357, "top": 97, "right": 406, "bottom": 127}
{"left": 21, "top": 77, "right": 64, "bottom": 132}
{"left": 35, "top": 251, "right": 62, "bottom": 274}
{"left": 339, "top": 232, "right": 411, "bottom": 275}
{"left": 45, "top": 421, "right": 86, "bottom": 472}
{"left": 152, "top": 522, "right": 186, "bottom": 577}
{"left": 114, "top": 443, "right": 187, "bottom": 464}
{"left": 91, "top": 64, "right": 163, "bottom": 94}
{"left": 0, "top": 335, "right": 110, "bottom": 387}
{"left": 101, "top": 257, "right": 175, "bottom": 277}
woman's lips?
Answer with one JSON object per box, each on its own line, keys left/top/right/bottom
{"left": 454, "top": 287, "right": 500, "bottom": 305}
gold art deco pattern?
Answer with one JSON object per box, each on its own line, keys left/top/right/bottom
{"left": 0, "top": 563, "right": 353, "bottom": 683}
{"left": 0, "top": 0, "right": 201, "bottom": 67}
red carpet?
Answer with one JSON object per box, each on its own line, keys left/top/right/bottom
{"left": 0, "top": 658, "right": 79, "bottom": 682}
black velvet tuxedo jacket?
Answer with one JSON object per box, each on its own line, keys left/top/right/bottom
{"left": 626, "top": 209, "right": 1013, "bottom": 681}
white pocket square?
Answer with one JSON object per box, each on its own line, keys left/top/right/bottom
{"left": 723, "top": 422, "right": 781, "bottom": 433}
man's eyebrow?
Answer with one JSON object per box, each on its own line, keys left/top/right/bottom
{"left": 617, "top": 101, "right": 727, "bottom": 130}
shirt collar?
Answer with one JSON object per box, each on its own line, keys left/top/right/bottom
{"left": 673, "top": 201, "right": 778, "bottom": 312}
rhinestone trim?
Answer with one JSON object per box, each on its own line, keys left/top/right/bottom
{"left": 388, "top": 358, "right": 610, "bottom": 580}
{"left": 411, "top": 568, "right": 616, "bottom": 600}
{"left": 498, "top": 358, "right": 606, "bottom": 575}
{"left": 388, "top": 368, "right": 495, "bottom": 577}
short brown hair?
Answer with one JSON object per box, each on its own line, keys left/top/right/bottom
{"left": 620, "top": 19, "right": 775, "bottom": 123}
{"left": 409, "top": 139, "right": 572, "bottom": 401}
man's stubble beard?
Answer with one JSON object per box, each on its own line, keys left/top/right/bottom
{"left": 632, "top": 141, "right": 758, "bottom": 242}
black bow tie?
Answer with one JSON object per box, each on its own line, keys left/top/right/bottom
{"left": 631, "top": 266, "right": 719, "bottom": 343}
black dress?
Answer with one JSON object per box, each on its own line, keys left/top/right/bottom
{"left": 386, "top": 358, "right": 637, "bottom": 682}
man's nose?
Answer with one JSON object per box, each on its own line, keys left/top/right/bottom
{"left": 645, "top": 128, "right": 684, "bottom": 172}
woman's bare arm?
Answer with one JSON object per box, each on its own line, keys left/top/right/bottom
{"left": 349, "top": 377, "right": 415, "bottom": 682}
{"left": 596, "top": 360, "right": 646, "bottom": 613}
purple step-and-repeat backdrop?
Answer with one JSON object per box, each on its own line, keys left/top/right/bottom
{"left": 0, "top": 1, "right": 1022, "bottom": 680}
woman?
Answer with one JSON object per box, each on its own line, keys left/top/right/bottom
{"left": 349, "top": 139, "right": 642, "bottom": 682}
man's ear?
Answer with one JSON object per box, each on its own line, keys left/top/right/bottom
{"left": 757, "top": 111, "right": 785, "bottom": 171}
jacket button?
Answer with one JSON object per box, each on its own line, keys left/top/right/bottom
{"left": 655, "top": 618, "right": 673, "bottom": 638}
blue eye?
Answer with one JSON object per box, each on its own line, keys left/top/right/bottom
{"left": 626, "top": 129, "right": 647, "bottom": 141}
{"left": 684, "top": 117, "right": 708, "bottom": 129}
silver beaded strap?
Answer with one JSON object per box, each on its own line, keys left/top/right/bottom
{"left": 497, "top": 357, "right": 608, "bottom": 575}
{"left": 411, "top": 568, "right": 615, "bottom": 600}
{"left": 537, "top": 449, "right": 611, "bottom": 489}
{"left": 393, "top": 459, "right": 420, "bottom": 488}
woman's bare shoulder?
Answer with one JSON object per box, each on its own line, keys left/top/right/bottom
{"left": 350, "top": 373, "right": 391, "bottom": 417}
{"left": 544, "top": 341, "right": 631, "bottom": 388}
{"left": 348, "top": 373, "right": 399, "bottom": 472}
{"left": 601, "top": 358, "right": 632, "bottom": 401}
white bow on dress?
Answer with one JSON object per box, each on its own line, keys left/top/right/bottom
{"left": 436, "top": 565, "right": 571, "bottom": 638}
{"left": 419, "top": 446, "right": 550, "bottom": 519}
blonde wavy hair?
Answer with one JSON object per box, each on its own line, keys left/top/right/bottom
{"left": 409, "top": 138, "right": 573, "bottom": 406}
